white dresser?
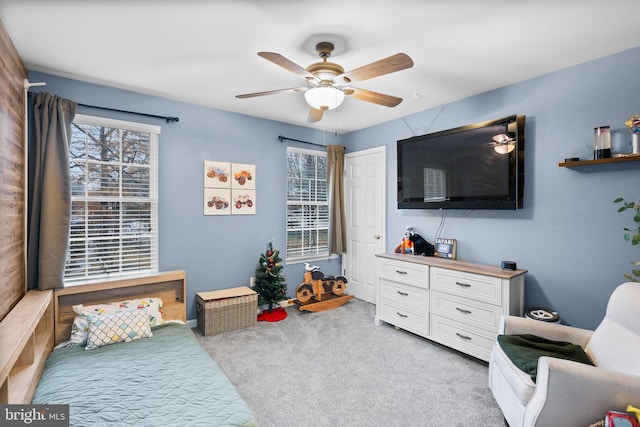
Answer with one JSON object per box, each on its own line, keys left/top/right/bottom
{"left": 375, "top": 253, "right": 526, "bottom": 362}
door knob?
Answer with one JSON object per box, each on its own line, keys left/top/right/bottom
{"left": 373, "top": 234, "right": 381, "bottom": 240}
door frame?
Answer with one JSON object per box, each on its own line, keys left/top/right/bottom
{"left": 342, "top": 145, "right": 386, "bottom": 302}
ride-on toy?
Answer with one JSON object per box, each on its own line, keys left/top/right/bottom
{"left": 294, "top": 264, "right": 354, "bottom": 312}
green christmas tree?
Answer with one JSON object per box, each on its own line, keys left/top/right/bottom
{"left": 254, "top": 241, "right": 288, "bottom": 313}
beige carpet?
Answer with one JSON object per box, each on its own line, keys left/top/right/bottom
{"left": 195, "top": 298, "right": 505, "bottom": 427}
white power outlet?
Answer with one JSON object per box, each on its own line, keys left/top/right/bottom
{"left": 249, "top": 276, "right": 256, "bottom": 287}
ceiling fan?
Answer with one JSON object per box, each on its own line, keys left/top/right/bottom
{"left": 236, "top": 42, "right": 414, "bottom": 123}
{"left": 487, "top": 133, "right": 516, "bottom": 154}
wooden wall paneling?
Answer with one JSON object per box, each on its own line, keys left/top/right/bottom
{"left": 0, "top": 18, "right": 28, "bottom": 321}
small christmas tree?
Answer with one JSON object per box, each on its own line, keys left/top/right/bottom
{"left": 254, "top": 241, "right": 287, "bottom": 313}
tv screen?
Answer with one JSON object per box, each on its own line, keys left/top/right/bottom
{"left": 397, "top": 115, "right": 525, "bottom": 210}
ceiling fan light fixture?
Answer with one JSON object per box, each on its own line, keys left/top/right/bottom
{"left": 492, "top": 134, "right": 511, "bottom": 143}
{"left": 493, "top": 143, "right": 515, "bottom": 154}
{"left": 238, "top": 44, "right": 413, "bottom": 123}
{"left": 304, "top": 86, "right": 345, "bottom": 110}
{"left": 492, "top": 133, "right": 515, "bottom": 154}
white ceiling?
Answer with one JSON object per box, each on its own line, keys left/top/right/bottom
{"left": 2, "top": 1, "right": 639, "bottom": 134}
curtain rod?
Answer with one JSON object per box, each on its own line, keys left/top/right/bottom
{"left": 77, "top": 103, "right": 179, "bottom": 123}
{"left": 278, "top": 135, "right": 326, "bottom": 148}
{"left": 27, "top": 92, "right": 179, "bottom": 123}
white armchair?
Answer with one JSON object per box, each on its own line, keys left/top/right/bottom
{"left": 488, "top": 282, "right": 640, "bottom": 427}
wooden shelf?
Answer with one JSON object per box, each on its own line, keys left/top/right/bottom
{"left": 0, "top": 290, "right": 54, "bottom": 404}
{"left": 559, "top": 155, "right": 640, "bottom": 167}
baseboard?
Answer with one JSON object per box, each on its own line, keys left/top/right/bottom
{"left": 186, "top": 318, "right": 197, "bottom": 328}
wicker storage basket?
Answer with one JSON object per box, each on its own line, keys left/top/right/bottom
{"left": 196, "top": 287, "right": 257, "bottom": 336}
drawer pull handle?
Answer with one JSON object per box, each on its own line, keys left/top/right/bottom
{"left": 396, "top": 312, "right": 408, "bottom": 318}
{"left": 456, "top": 332, "right": 472, "bottom": 340}
{"left": 455, "top": 281, "right": 471, "bottom": 288}
{"left": 396, "top": 270, "right": 408, "bottom": 275}
{"left": 455, "top": 307, "right": 472, "bottom": 314}
{"left": 397, "top": 291, "right": 409, "bottom": 296}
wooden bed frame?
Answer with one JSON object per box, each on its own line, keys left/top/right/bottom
{"left": 53, "top": 270, "right": 186, "bottom": 346}
{"left": 0, "top": 270, "right": 186, "bottom": 404}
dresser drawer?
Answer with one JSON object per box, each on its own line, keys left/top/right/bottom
{"left": 430, "top": 314, "right": 496, "bottom": 362}
{"left": 378, "top": 299, "right": 429, "bottom": 336}
{"left": 430, "top": 290, "right": 502, "bottom": 332}
{"left": 430, "top": 267, "right": 501, "bottom": 306}
{"left": 379, "top": 258, "right": 429, "bottom": 288}
{"left": 380, "top": 279, "right": 428, "bottom": 312}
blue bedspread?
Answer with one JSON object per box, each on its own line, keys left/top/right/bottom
{"left": 32, "top": 323, "right": 258, "bottom": 427}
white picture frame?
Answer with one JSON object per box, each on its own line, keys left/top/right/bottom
{"left": 204, "top": 160, "right": 231, "bottom": 188}
{"left": 204, "top": 188, "right": 231, "bottom": 216}
{"left": 231, "top": 163, "right": 256, "bottom": 190}
{"left": 204, "top": 161, "right": 256, "bottom": 215}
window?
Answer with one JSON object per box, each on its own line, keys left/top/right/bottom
{"left": 286, "top": 147, "right": 329, "bottom": 261}
{"left": 423, "top": 167, "right": 446, "bottom": 202}
{"left": 64, "top": 115, "right": 159, "bottom": 282}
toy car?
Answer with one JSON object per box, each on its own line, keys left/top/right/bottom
{"left": 207, "top": 196, "right": 229, "bottom": 209}
{"left": 206, "top": 167, "right": 228, "bottom": 182}
{"left": 234, "top": 194, "right": 253, "bottom": 209}
{"left": 234, "top": 170, "right": 252, "bottom": 185}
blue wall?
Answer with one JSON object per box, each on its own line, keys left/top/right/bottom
{"left": 29, "top": 71, "right": 343, "bottom": 321}
{"left": 30, "top": 45, "right": 640, "bottom": 328}
{"left": 345, "top": 46, "right": 640, "bottom": 329}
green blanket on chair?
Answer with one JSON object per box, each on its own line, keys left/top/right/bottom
{"left": 497, "top": 334, "right": 594, "bottom": 382}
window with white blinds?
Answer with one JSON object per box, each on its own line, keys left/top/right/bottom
{"left": 423, "top": 167, "right": 446, "bottom": 202}
{"left": 286, "top": 147, "right": 329, "bottom": 261}
{"left": 64, "top": 114, "right": 159, "bottom": 282}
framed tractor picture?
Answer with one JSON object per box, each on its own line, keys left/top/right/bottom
{"left": 204, "top": 160, "right": 231, "bottom": 188}
{"left": 204, "top": 161, "right": 256, "bottom": 215}
{"left": 231, "top": 163, "right": 256, "bottom": 190}
{"left": 231, "top": 189, "right": 256, "bottom": 215}
{"left": 204, "top": 188, "right": 231, "bottom": 216}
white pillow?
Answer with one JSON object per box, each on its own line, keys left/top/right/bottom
{"left": 85, "top": 309, "right": 152, "bottom": 350}
{"left": 70, "top": 297, "right": 164, "bottom": 345}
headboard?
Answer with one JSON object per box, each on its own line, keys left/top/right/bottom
{"left": 54, "top": 270, "right": 187, "bottom": 346}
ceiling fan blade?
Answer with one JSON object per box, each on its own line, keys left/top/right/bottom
{"left": 345, "top": 88, "right": 403, "bottom": 107}
{"left": 258, "top": 52, "right": 320, "bottom": 83}
{"left": 335, "top": 53, "right": 413, "bottom": 85}
{"left": 307, "top": 108, "right": 324, "bottom": 123}
{"left": 236, "top": 87, "right": 307, "bottom": 99}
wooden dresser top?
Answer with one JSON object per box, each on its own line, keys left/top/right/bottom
{"left": 376, "top": 253, "right": 528, "bottom": 279}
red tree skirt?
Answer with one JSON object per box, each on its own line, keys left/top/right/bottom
{"left": 257, "top": 307, "right": 288, "bottom": 322}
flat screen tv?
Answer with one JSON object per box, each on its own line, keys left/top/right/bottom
{"left": 397, "top": 115, "right": 525, "bottom": 210}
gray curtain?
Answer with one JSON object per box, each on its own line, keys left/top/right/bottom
{"left": 27, "top": 93, "right": 77, "bottom": 290}
{"left": 327, "top": 145, "right": 346, "bottom": 254}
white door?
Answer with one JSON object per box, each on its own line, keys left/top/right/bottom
{"left": 343, "top": 146, "right": 386, "bottom": 303}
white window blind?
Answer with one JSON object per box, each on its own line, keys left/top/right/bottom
{"left": 286, "top": 147, "right": 329, "bottom": 261}
{"left": 423, "top": 167, "right": 446, "bottom": 202}
{"left": 64, "top": 115, "right": 159, "bottom": 282}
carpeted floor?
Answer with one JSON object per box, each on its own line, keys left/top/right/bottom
{"left": 194, "top": 298, "right": 505, "bottom": 427}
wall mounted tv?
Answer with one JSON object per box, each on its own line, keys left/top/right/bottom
{"left": 397, "top": 115, "right": 525, "bottom": 210}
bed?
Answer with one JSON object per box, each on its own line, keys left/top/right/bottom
{"left": 0, "top": 270, "right": 258, "bottom": 427}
